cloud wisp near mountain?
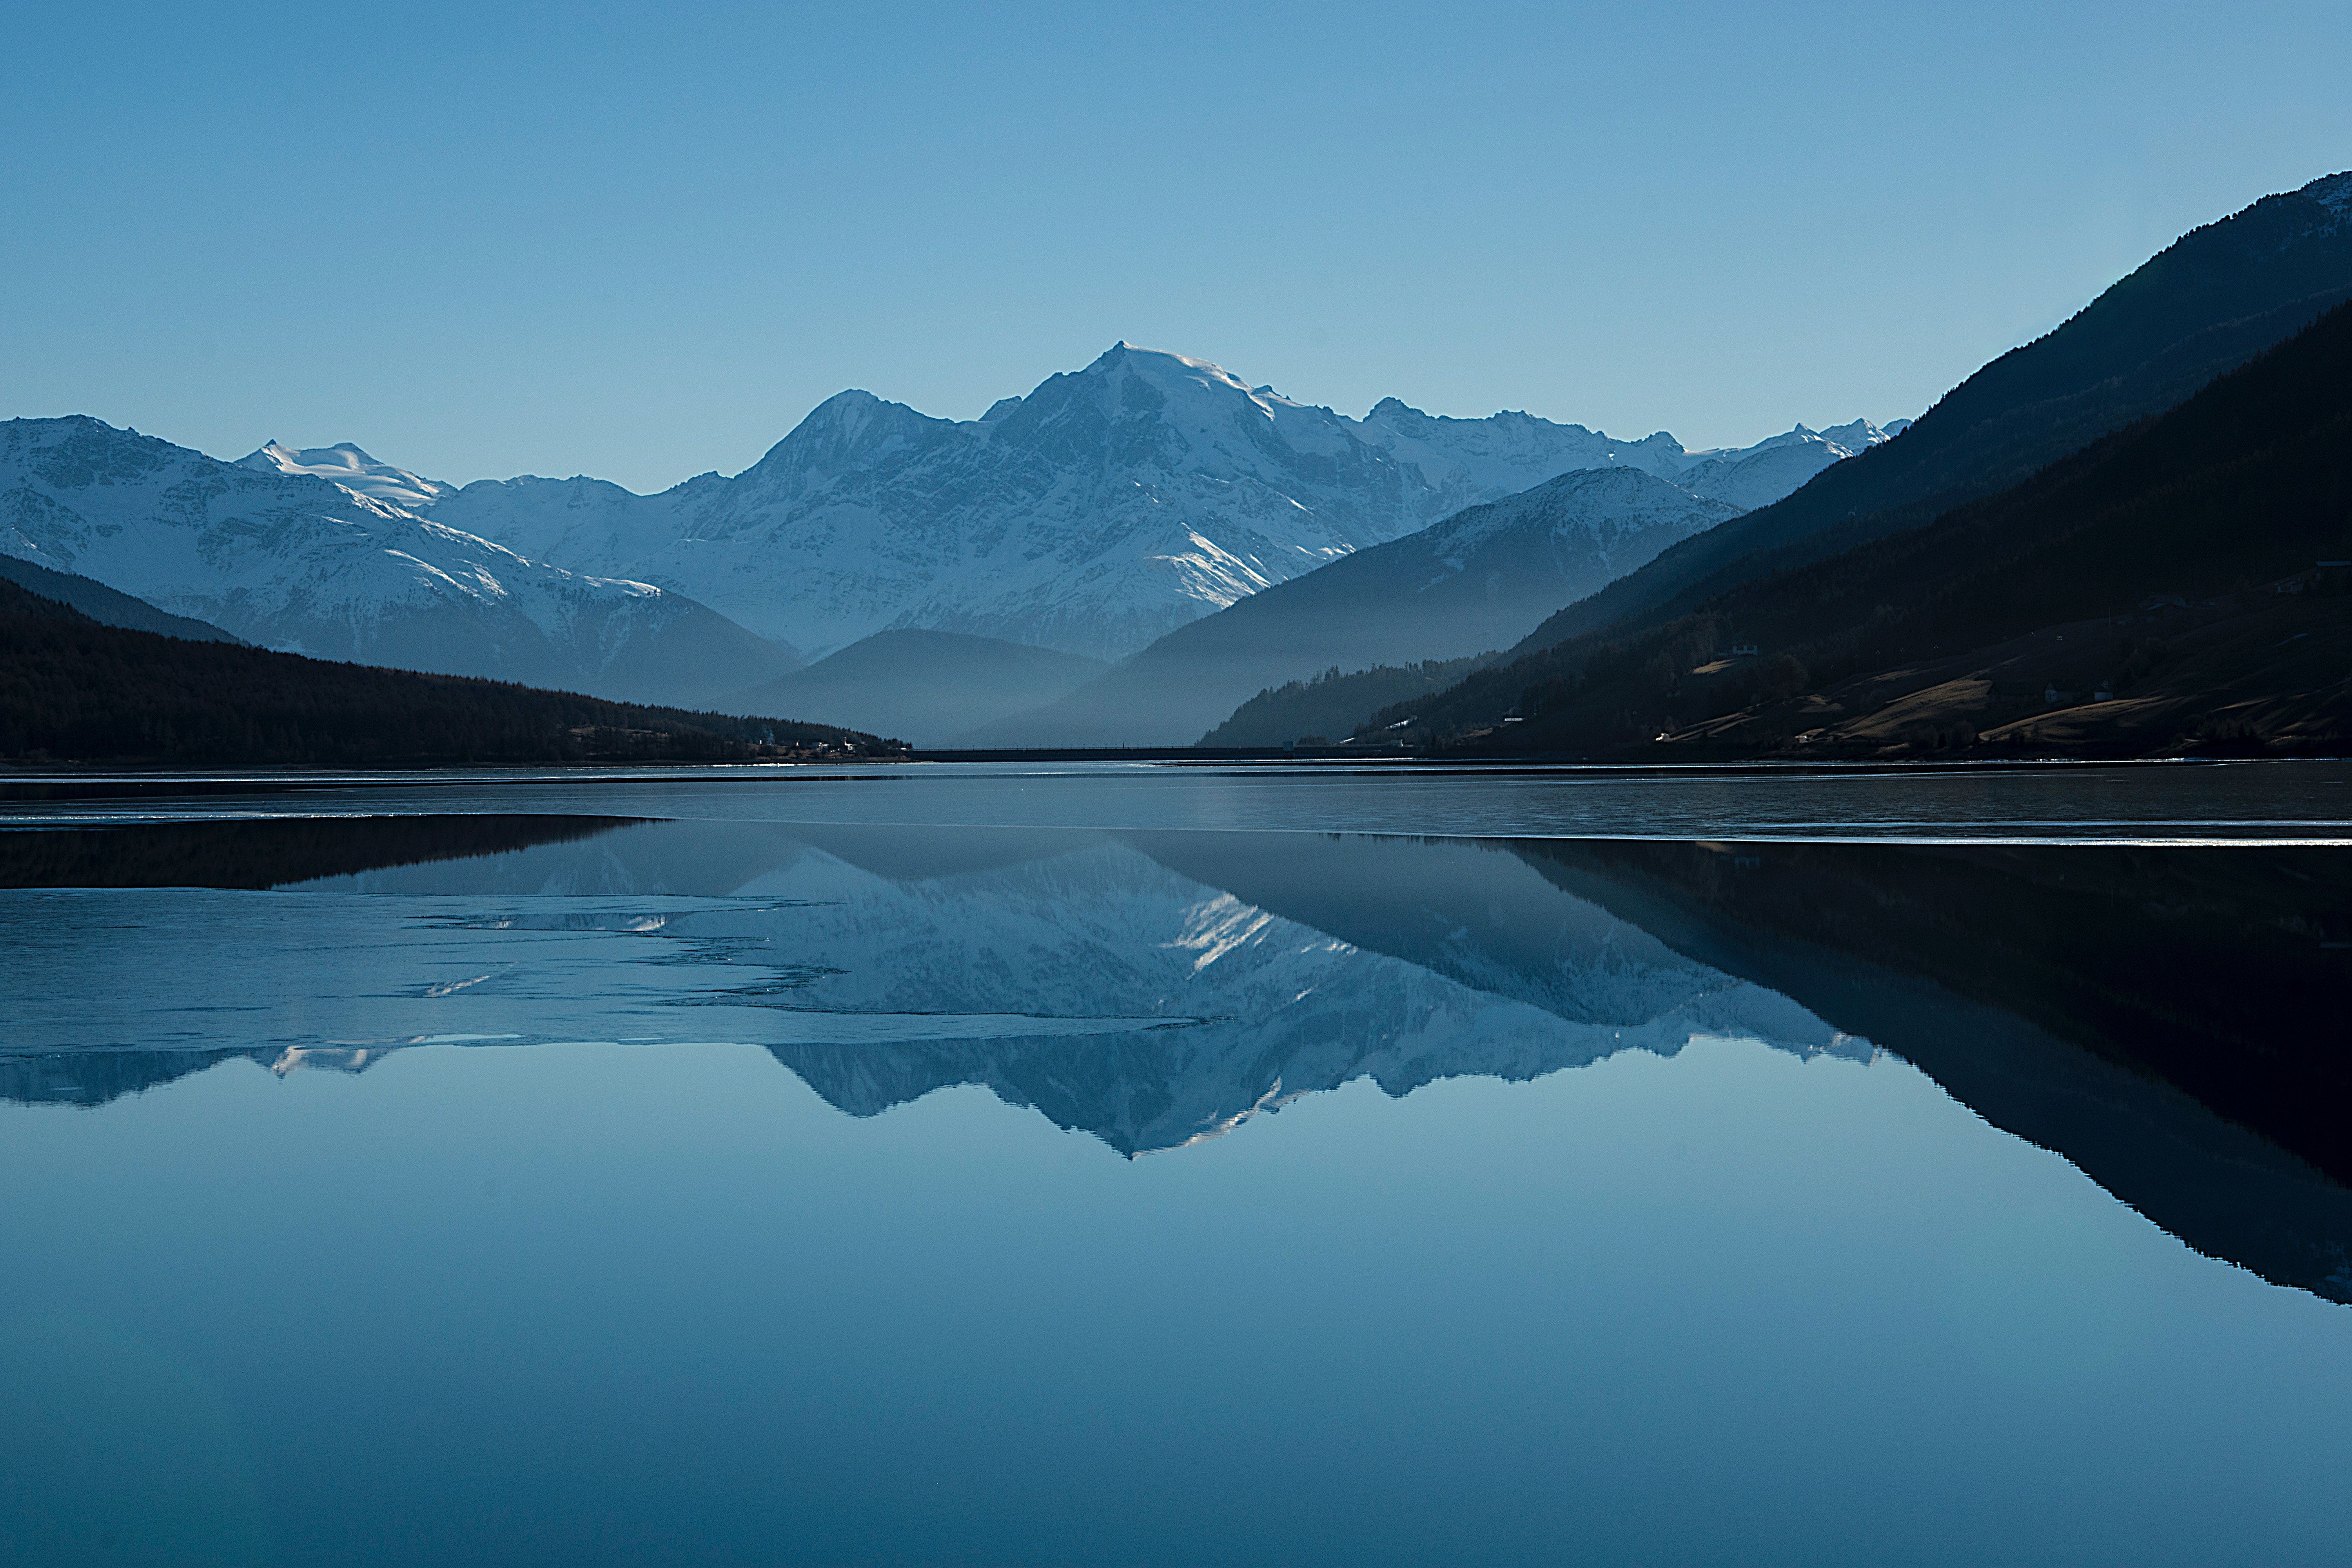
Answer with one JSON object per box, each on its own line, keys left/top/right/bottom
{"left": 0, "top": 417, "right": 795, "bottom": 705}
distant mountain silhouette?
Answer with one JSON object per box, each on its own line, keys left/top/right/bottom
{"left": 2, "top": 416, "right": 794, "bottom": 705}
{"left": 0, "top": 553, "right": 241, "bottom": 643}
{"left": 723, "top": 629, "right": 1105, "bottom": 746}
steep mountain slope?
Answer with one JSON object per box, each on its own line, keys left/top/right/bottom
{"left": 1509, "top": 168, "right": 2352, "bottom": 657}
{"left": 719, "top": 629, "right": 1105, "bottom": 746}
{"left": 0, "top": 552, "right": 241, "bottom": 642}
{"left": 0, "top": 577, "right": 894, "bottom": 765}
{"left": 1401, "top": 300, "right": 2352, "bottom": 759}
{"left": 425, "top": 344, "right": 1887, "bottom": 661}
{"left": 962, "top": 466, "right": 1739, "bottom": 746}
{"left": 0, "top": 417, "right": 794, "bottom": 704}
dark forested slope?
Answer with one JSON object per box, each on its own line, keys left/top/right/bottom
{"left": 0, "top": 581, "right": 902, "bottom": 766}
{"left": 1511, "top": 169, "right": 2352, "bottom": 655}
{"left": 0, "top": 554, "right": 242, "bottom": 642}
{"left": 1387, "top": 300, "right": 2352, "bottom": 758}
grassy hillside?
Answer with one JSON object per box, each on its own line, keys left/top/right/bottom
{"left": 0, "top": 579, "right": 904, "bottom": 766}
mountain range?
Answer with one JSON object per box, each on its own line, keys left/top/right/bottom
{"left": 8, "top": 169, "right": 2343, "bottom": 752}
{"left": 0, "top": 417, "right": 794, "bottom": 704}
{"left": 720, "top": 629, "right": 1106, "bottom": 745}
{"left": 374, "top": 345, "right": 1887, "bottom": 662}
{"left": 6, "top": 353, "right": 1886, "bottom": 722}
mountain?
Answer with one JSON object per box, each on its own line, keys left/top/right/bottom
{"left": 1671, "top": 420, "right": 1903, "bottom": 509}
{"left": 1393, "top": 299, "right": 2352, "bottom": 759}
{"left": 962, "top": 466, "right": 1741, "bottom": 746}
{"left": 1498, "top": 169, "right": 2352, "bottom": 660}
{"left": 0, "top": 552, "right": 241, "bottom": 642}
{"left": 0, "top": 574, "right": 896, "bottom": 765}
{"left": 0, "top": 416, "right": 795, "bottom": 704}
{"left": 238, "top": 440, "right": 457, "bottom": 511}
{"left": 422, "top": 344, "right": 1889, "bottom": 661}
{"left": 720, "top": 629, "right": 1105, "bottom": 746}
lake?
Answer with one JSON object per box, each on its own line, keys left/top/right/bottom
{"left": 3, "top": 761, "right": 2349, "bottom": 1567}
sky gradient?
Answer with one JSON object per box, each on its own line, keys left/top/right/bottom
{"left": 4, "top": 0, "right": 2348, "bottom": 492}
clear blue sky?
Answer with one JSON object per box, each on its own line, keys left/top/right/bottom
{"left": 4, "top": 1, "right": 2346, "bottom": 492}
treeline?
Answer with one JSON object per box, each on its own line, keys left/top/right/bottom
{"left": 1199, "top": 654, "right": 1493, "bottom": 748}
{"left": 0, "top": 581, "right": 906, "bottom": 766}
{"left": 1373, "top": 300, "right": 2352, "bottom": 756}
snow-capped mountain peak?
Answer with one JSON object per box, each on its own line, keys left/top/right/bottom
{"left": 370, "top": 348, "right": 1896, "bottom": 662}
{"left": 237, "top": 439, "right": 457, "bottom": 512}
{"left": 7, "top": 417, "right": 793, "bottom": 703}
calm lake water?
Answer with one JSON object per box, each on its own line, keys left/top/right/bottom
{"left": 3, "top": 762, "right": 2349, "bottom": 1567}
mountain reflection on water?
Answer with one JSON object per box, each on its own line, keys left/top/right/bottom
{"left": 4, "top": 812, "right": 2347, "bottom": 1302}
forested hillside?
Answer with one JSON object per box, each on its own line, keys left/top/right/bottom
{"left": 1508, "top": 169, "right": 2352, "bottom": 657}
{"left": 0, "top": 581, "right": 902, "bottom": 766}
{"left": 1380, "top": 302, "right": 2352, "bottom": 759}
{"left": 0, "top": 554, "right": 243, "bottom": 642}
{"left": 1200, "top": 657, "right": 1491, "bottom": 748}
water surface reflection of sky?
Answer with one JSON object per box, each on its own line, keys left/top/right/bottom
{"left": 2, "top": 781, "right": 2347, "bottom": 1568}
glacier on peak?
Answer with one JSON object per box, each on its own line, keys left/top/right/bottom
{"left": 238, "top": 439, "right": 458, "bottom": 513}
{"left": 408, "top": 343, "right": 1896, "bottom": 661}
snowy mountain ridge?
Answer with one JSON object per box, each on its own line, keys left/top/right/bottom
{"left": 238, "top": 440, "right": 459, "bottom": 512}
{"left": 394, "top": 344, "right": 1899, "bottom": 660}
{"left": 0, "top": 416, "right": 794, "bottom": 703}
